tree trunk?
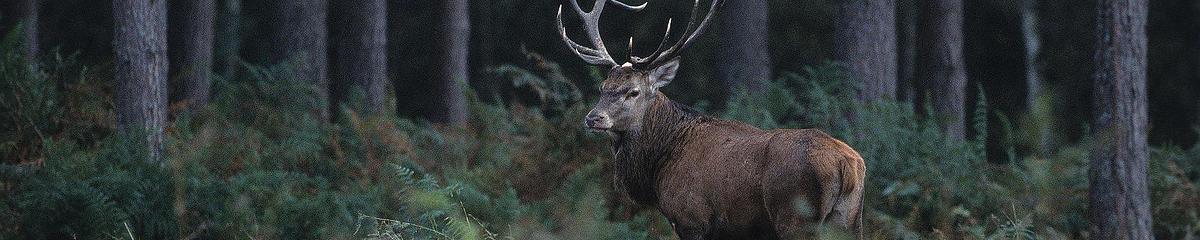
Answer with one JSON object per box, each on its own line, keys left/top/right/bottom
{"left": 330, "top": 0, "right": 387, "bottom": 115}
{"left": 897, "top": 0, "right": 917, "bottom": 104}
{"left": 835, "top": 0, "right": 897, "bottom": 102}
{"left": 2, "top": 0, "right": 38, "bottom": 62}
{"left": 428, "top": 0, "right": 469, "bottom": 124}
{"left": 168, "top": 0, "right": 215, "bottom": 111}
{"left": 715, "top": 0, "right": 771, "bottom": 94}
{"left": 1088, "top": 0, "right": 1152, "bottom": 238}
{"left": 113, "top": 0, "right": 168, "bottom": 163}
{"left": 1021, "top": 0, "right": 1051, "bottom": 155}
{"left": 215, "top": 0, "right": 241, "bottom": 81}
{"left": 1021, "top": 0, "right": 1042, "bottom": 110}
{"left": 917, "top": 0, "right": 967, "bottom": 140}
{"left": 265, "top": 0, "right": 329, "bottom": 121}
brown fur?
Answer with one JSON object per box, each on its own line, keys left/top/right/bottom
{"left": 555, "top": 0, "right": 863, "bottom": 237}
{"left": 608, "top": 92, "right": 866, "bottom": 240}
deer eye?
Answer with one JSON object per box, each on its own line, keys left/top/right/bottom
{"left": 627, "top": 90, "right": 640, "bottom": 98}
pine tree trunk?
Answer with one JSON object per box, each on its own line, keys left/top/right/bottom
{"left": 1022, "top": 0, "right": 1051, "bottom": 154}
{"left": 265, "top": 0, "right": 329, "bottom": 121}
{"left": 1021, "top": 0, "right": 1042, "bottom": 110}
{"left": 330, "top": 0, "right": 387, "bottom": 115}
{"left": 1021, "top": 0, "right": 1051, "bottom": 155}
{"left": 215, "top": 0, "right": 241, "bottom": 81}
{"left": 2, "top": 0, "right": 38, "bottom": 62}
{"left": 1088, "top": 0, "right": 1152, "bottom": 238}
{"left": 429, "top": 0, "right": 469, "bottom": 124}
{"left": 715, "top": 0, "right": 771, "bottom": 94}
{"left": 835, "top": 0, "right": 897, "bottom": 102}
{"left": 897, "top": 0, "right": 917, "bottom": 104}
{"left": 113, "top": 0, "right": 168, "bottom": 163}
{"left": 168, "top": 0, "right": 215, "bottom": 111}
{"left": 917, "top": 0, "right": 967, "bottom": 140}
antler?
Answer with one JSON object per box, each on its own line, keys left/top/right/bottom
{"left": 556, "top": 0, "right": 647, "bottom": 66}
{"left": 629, "top": 0, "right": 724, "bottom": 68}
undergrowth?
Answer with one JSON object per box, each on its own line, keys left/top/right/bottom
{"left": 0, "top": 32, "right": 1197, "bottom": 239}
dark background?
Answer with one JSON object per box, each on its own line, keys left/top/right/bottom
{"left": 20, "top": 0, "right": 1199, "bottom": 149}
{"left": 3, "top": 0, "right": 1198, "bottom": 239}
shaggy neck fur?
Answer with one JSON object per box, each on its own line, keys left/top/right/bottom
{"left": 611, "top": 93, "right": 708, "bottom": 205}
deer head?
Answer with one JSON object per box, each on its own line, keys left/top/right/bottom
{"left": 557, "top": 0, "right": 724, "bottom": 132}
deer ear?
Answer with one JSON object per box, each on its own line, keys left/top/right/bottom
{"left": 650, "top": 58, "right": 680, "bottom": 88}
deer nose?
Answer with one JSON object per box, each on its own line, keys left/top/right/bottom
{"left": 585, "top": 113, "right": 606, "bottom": 128}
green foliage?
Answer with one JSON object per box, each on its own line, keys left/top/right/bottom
{"left": 718, "top": 62, "right": 1199, "bottom": 239}
{"left": 724, "top": 63, "right": 1001, "bottom": 238}
{"left": 11, "top": 134, "right": 177, "bottom": 239}
{"left": 0, "top": 45, "right": 672, "bottom": 239}
{"left": 0, "top": 45, "right": 1196, "bottom": 239}
{"left": 0, "top": 28, "right": 59, "bottom": 163}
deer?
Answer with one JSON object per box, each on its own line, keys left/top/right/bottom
{"left": 555, "top": 0, "right": 866, "bottom": 239}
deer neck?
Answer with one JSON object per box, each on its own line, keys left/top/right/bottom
{"left": 611, "top": 93, "right": 706, "bottom": 205}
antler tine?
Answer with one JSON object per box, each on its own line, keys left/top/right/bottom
{"left": 645, "top": 0, "right": 725, "bottom": 68}
{"left": 607, "top": 0, "right": 648, "bottom": 11}
{"left": 557, "top": 4, "right": 615, "bottom": 65}
{"left": 557, "top": 0, "right": 646, "bottom": 66}
{"left": 630, "top": 18, "right": 673, "bottom": 64}
{"left": 628, "top": 37, "right": 635, "bottom": 60}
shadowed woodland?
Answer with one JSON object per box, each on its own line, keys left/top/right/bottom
{"left": 0, "top": 0, "right": 1198, "bottom": 239}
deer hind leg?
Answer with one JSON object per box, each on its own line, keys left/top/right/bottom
{"left": 762, "top": 170, "right": 823, "bottom": 239}
{"left": 826, "top": 152, "right": 865, "bottom": 239}
{"left": 826, "top": 183, "right": 864, "bottom": 239}
{"left": 764, "top": 162, "right": 858, "bottom": 239}
{"left": 764, "top": 192, "right": 822, "bottom": 239}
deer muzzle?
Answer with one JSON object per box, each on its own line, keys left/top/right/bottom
{"left": 585, "top": 111, "right": 612, "bottom": 132}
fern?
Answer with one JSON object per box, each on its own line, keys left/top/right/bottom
{"left": 2, "top": 49, "right": 1197, "bottom": 240}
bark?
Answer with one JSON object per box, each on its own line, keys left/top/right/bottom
{"left": 2, "top": 0, "right": 38, "bottom": 62}
{"left": 429, "top": 0, "right": 469, "bottom": 124}
{"left": 1021, "top": 0, "right": 1051, "bottom": 155}
{"left": 390, "top": 1, "right": 469, "bottom": 124}
{"left": 835, "top": 0, "right": 897, "bottom": 102}
{"left": 897, "top": 0, "right": 917, "bottom": 104}
{"left": 1088, "top": 0, "right": 1152, "bottom": 238}
{"left": 168, "top": 0, "right": 216, "bottom": 111}
{"left": 113, "top": 0, "right": 168, "bottom": 163}
{"left": 330, "top": 0, "right": 387, "bottom": 115}
{"left": 265, "top": 0, "right": 329, "bottom": 121}
{"left": 916, "top": 0, "right": 967, "bottom": 139}
{"left": 1021, "top": 0, "right": 1042, "bottom": 110}
{"left": 715, "top": 0, "right": 771, "bottom": 94}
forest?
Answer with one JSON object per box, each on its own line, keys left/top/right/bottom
{"left": 0, "top": 0, "right": 1197, "bottom": 239}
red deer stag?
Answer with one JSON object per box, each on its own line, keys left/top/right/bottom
{"left": 557, "top": 0, "right": 866, "bottom": 239}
